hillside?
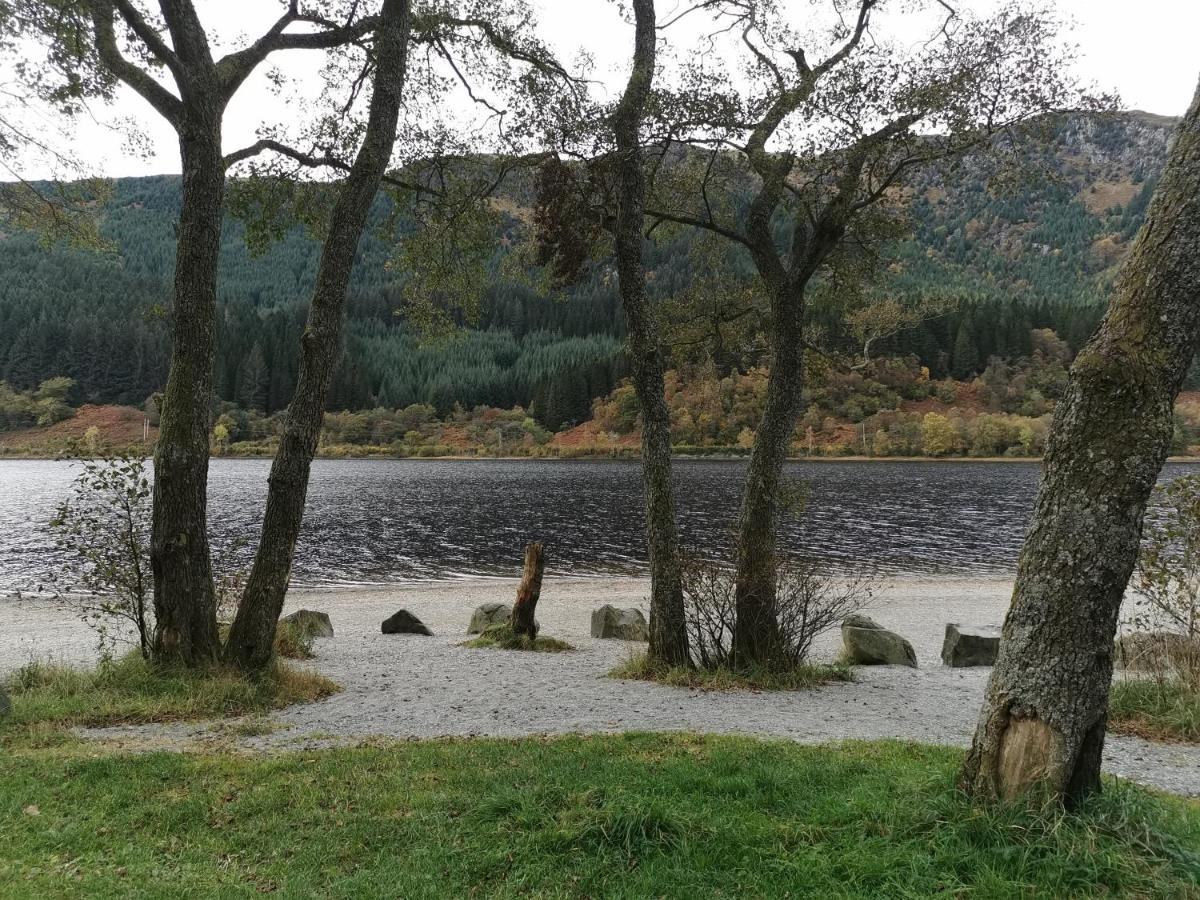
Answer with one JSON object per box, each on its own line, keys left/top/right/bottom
{"left": 0, "top": 110, "right": 1179, "bottom": 430}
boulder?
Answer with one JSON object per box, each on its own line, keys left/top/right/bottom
{"left": 840, "top": 614, "right": 918, "bottom": 667}
{"left": 591, "top": 605, "right": 649, "bottom": 641}
{"left": 468, "top": 602, "right": 512, "bottom": 634}
{"left": 381, "top": 609, "right": 433, "bottom": 636}
{"left": 281, "top": 609, "right": 334, "bottom": 639}
{"left": 941, "top": 623, "right": 1001, "bottom": 667}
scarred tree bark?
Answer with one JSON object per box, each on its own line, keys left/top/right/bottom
{"left": 611, "top": 0, "right": 690, "bottom": 666}
{"left": 225, "top": 0, "right": 412, "bottom": 671}
{"left": 960, "top": 81, "right": 1200, "bottom": 806}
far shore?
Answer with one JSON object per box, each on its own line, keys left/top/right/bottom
{"left": 6, "top": 450, "right": 1200, "bottom": 464}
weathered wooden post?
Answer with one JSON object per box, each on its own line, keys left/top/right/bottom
{"left": 511, "top": 542, "right": 545, "bottom": 638}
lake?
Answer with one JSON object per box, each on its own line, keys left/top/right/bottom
{"left": 1, "top": 457, "right": 1197, "bottom": 590}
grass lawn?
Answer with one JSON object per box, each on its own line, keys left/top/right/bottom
{"left": 1109, "top": 676, "right": 1200, "bottom": 743}
{"left": 1, "top": 734, "right": 1197, "bottom": 898}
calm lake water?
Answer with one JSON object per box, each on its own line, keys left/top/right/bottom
{"left": 2, "top": 457, "right": 1198, "bottom": 590}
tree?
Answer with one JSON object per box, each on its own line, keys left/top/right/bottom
{"left": 960, "top": 78, "right": 1200, "bottom": 807}
{"left": 645, "top": 0, "right": 1088, "bottom": 667}
{"left": 223, "top": 0, "right": 413, "bottom": 672}
{"left": 609, "top": 0, "right": 689, "bottom": 665}
{"left": 14, "top": 0, "right": 384, "bottom": 666}
{"left": 224, "top": 1, "right": 572, "bottom": 670}
{"left": 848, "top": 296, "right": 954, "bottom": 369}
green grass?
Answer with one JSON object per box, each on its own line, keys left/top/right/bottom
{"left": 1, "top": 652, "right": 339, "bottom": 743}
{"left": 0, "top": 734, "right": 1196, "bottom": 897}
{"left": 611, "top": 651, "right": 852, "bottom": 691}
{"left": 1109, "top": 676, "right": 1200, "bottom": 743}
{"left": 463, "top": 623, "right": 574, "bottom": 652}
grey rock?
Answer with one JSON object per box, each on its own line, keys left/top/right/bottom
{"left": 841, "top": 614, "right": 918, "bottom": 667}
{"left": 281, "top": 609, "right": 334, "bottom": 639}
{"left": 468, "top": 602, "right": 512, "bottom": 634}
{"left": 941, "top": 623, "right": 1001, "bottom": 667}
{"left": 381, "top": 609, "right": 433, "bottom": 636}
{"left": 591, "top": 605, "right": 649, "bottom": 641}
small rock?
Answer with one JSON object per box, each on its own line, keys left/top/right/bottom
{"left": 941, "top": 623, "right": 1001, "bottom": 667}
{"left": 468, "top": 602, "right": 512, "bottom": 634}
{"left": 591, "top": 605, "right": 649, "bottom": 641}
{"left": 841, "top": 614, "right": 918, "bottom": 668}
{"left": 381, "top": 609, "right": 433, "bottom": 636}
{"left": 281, "top": 609, "right": 334, "bottom": 639}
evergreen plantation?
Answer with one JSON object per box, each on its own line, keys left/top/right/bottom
{"left": 0, "top": 111, "right": 1177, "bottom": 432}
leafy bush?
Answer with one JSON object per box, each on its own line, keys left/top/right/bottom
{"left": 47, "top": 453, "right": 154, "bottom": 658}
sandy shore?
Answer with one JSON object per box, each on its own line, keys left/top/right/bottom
{"left": 3, "top": 575, "right": 1198, "bottom": 796}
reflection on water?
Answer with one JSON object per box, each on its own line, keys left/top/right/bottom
{"left": 1, "top": 457, "right": 1197, "bottom": 589}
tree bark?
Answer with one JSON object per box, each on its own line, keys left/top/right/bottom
{"left": 150, "top": 109, "right": 224, "bottom": 668}
{"left": 224, "top": 0, "right": 412, "bottom": 672}
{"left": 732, "top": 293, "right": 805, "bottom": 666}
{"left": 960, "top": 81, "right": 1200, "bottom": 806}
{"left": 611, "top": 0, "right": 690, "bottom": 666}
{"left": 511, "top": 542, "right": 545, "bottom": 638}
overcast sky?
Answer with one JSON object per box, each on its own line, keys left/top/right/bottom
{"left": 10, "top": 0, "right": 1200, "bottom": 179}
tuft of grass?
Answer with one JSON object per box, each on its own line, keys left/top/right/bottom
{"left": 272, "top": 619, "right": 317, "bottom": 660}
{"left": 1109, "top": 677, "right": 1200, "bottom": 743}
{"left": 610, "top": 650, "right": 852, "bottom": 691}
{"left": 0, "top": 735, "right": 1197, "bottom": 897}
{"left": 216, "top": 620, "right": 318, "bottom": 660}
{"left": 462, "top": 623, "right": 574, "bottom": 652}
{"left": 1, "top": 652, "right": 339, "bottom": 742}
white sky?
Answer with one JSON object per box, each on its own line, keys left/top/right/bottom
{"left": 9, "top": 0, "right": 1200, "bottom": 179}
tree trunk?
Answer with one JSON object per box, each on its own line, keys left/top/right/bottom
{"left": 611, "top": 0, "right": 690, "bottom": 666}
{"left": 511, "top": 542, "right": 545, "bottom": 638}
{"left": 960, "top": 80, "right": 1200, "bottom": 806}
{"left": 224, "top": 0, "right": 411, "bottom": 672}
{"left": 150, "top": 116, "right": 224, "bottom": 667}
{"left": 732, "top": 293, "right": 805, "bottom": 667}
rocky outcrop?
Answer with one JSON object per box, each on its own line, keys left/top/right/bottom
{"left": 381, "top": 610, "right": 433, "bottom": 636}
{"left": 941, "top": 623, "right": 1001, "bottom": 667}
{"left": 281, "top": 609, "right": 334, "bottom": 639}
{"left": 590, "top": 605, "right": 649, "bottom": 641}
{"left": 840, "top": 614, "right": 918, "bottom": 668}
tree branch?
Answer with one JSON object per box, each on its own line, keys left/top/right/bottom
{"left": 88, "top": 2, "right": 182, "bottom": 125}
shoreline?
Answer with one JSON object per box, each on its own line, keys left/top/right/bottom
{"left": 5, "top": 573, "right": 1198, "bottom": 796}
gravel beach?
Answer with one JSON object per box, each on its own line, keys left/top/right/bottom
{"left": 4, "top": 575, "right": 1198, "bottom": 796}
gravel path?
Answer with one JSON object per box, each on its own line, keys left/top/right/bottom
{"left": 4, "top": 576, "right": 1199, "bottom": 797}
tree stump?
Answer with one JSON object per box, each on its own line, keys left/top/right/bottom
{"left": 511, "top": 542, "right": 545, "bottom": 638}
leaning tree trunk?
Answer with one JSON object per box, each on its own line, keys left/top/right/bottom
{"left": 511, "top": 542, "right": 546, "bottom": 638}
{"left": 961, "top": 81, "right": 1200, "bottom": 806}
{"left": 224, "top": 0, "right": 411, "bottom": 672}
{"left": 611, "top": 0, "right": 690, "bottom": 666}
{"left": 150, "top": 115, "right": 224, "bottom": 667}
{"left": 732, "top": 289, "right": 806, "bottom": 667}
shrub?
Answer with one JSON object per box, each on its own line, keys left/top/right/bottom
{"left": 678, "top": 553, "right": 875, "bottom": 671}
